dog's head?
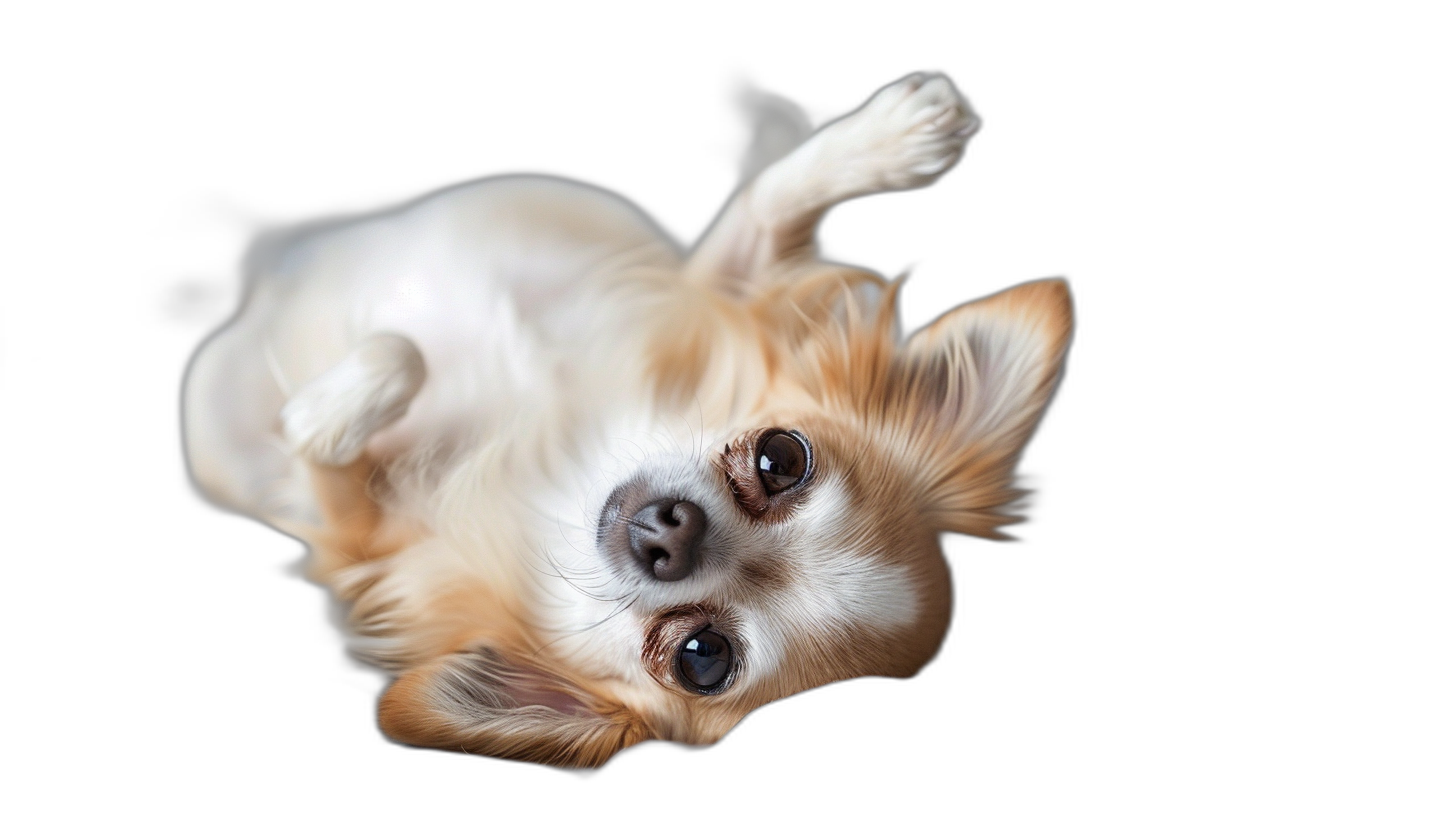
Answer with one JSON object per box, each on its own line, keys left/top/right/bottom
{"left": 378, "top": 271, "right": 1072, "bottom": 766}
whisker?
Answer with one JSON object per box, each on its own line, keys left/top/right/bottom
{"left": 534, "top": 591, "right": 642, "bottom": 654}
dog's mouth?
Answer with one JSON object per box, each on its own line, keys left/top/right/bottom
{"left": 597, "top": 481, "right": 709, "bottom": 583}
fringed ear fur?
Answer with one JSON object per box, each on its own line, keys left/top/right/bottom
{"left": 378, "top": 646, "right": 650, "bottom": 768}
{"left": 896, "top": 278, "right": 1073, "bottom": 537}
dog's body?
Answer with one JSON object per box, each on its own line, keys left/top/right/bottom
{"left": 183, "top": 73, "right": 1072, "bottom": 766}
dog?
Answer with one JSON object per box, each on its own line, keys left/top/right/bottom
{"left": 182, "top": 72, "right": 1073, "bottom": 767}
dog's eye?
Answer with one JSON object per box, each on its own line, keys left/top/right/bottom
{"left": 677, "top": 628, "right": 733, "bottom": 693}
{"left": 757, "top": 431, "right": 811, "bottom": 494}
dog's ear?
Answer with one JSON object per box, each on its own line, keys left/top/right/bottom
{"left": 895, "top": 278, "right": 1073, "bottom": 537}
{"left": 378, "top": 646, "right": 650, "bottom": 768}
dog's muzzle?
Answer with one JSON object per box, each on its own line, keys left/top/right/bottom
{"left": 598, "top": 484, "right": 707, "bottom": 582}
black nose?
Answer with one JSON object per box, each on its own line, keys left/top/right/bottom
{"left": 627, "top": 499, "right": 706, "bottom": 582}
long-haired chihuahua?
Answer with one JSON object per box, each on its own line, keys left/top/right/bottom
{"left": 183, "top": 72, "right": 1073, "bottom": 767}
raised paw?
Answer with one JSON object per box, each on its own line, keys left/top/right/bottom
{"left": 280, "top": 333, "right": 426, "bottom": 467}
{"left": 829, "top": 72, "right": 980, "bottom": 192}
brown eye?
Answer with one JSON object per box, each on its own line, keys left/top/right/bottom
{"left": 677, "top": 628, "right": 733, "bottom": 693}
{"left": 757, "top": 431, "right": 811, "bottom": 494}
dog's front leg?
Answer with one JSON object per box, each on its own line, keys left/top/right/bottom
{"left": 686, "top": 73, "right": 979, "bottom": 287}
{"left": 280, "top": 333, "right": 426, "bottom": 574}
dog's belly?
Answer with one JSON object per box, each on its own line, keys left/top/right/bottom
{"left": 184, "top": 175, "right": 681, "bottom": 522}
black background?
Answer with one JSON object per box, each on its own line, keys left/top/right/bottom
{"left": 48, "top": 27, "right": 1205, "bottom": 804}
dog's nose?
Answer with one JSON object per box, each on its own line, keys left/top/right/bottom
{"left": 627, "top": 499, "right": 706, "bottom": 582}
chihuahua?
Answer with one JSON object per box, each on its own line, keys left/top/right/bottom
{"left": 183, "top": 72, "right": 1072, "bottom": 767}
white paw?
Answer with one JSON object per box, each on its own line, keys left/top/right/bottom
{"left": 831, "top": 72, "right": 980, "bottom": 191}
{"left": 280, "top": 334, "right": 426, "bottom": 467}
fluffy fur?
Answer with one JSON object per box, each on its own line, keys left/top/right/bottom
{"left": 182, "top": 73, "right": 1073, "bottom": 767}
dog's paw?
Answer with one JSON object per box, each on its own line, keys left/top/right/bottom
{"left": 280, "top": 333, "right": 426, "bottom": 467}
{"left": 832, "top": 72, "right": 980, "bottom": 191}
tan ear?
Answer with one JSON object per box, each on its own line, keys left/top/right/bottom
{"left": 897, "top": 278, "right": 1073, "bottom": 537}
{"left": 378, "top": 646, "right": 650, "bottom": 768}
